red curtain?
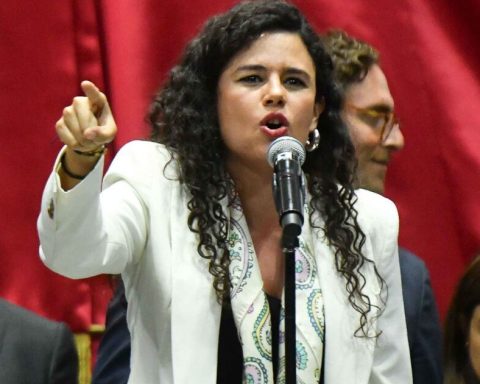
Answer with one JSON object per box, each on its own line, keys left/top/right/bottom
{"left": 1, "top": 0, "right": 479, "bottom": 339}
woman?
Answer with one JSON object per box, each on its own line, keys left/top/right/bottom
{"left": 38, "top": 1, "right": 411, "bottom": 382}
{"left": 444, "top": 256, "right": 480, "bottom": 384}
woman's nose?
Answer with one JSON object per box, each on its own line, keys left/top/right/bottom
{"left": 262, "top": 77, "right": 286, "bottom": 107}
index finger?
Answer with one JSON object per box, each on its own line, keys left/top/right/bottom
{"left": 80, "top": 80, "right": 106, "bottom": 113}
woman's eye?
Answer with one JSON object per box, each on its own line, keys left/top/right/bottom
{"left": 285, "top": 77, "right": 306, "bottom": 87}
{"left": 239, "top": 75, "right": 262, "bottom": 84}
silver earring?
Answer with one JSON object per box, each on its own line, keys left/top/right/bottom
{"left": 305, "top": 129, "right": 320, "bottom": 152}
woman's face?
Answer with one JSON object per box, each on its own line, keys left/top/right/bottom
{"left": 469, "top": 305, "right": 480, "bottom": 377}
{"left": 217, "top": 32, "right": 322, "bottom": 172}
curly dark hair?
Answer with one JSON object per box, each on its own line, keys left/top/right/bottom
{"left": 148, "top": 0, "right": 384, "bottom": 337}
{"left": 444, "top": 255, "right": 480, "bottom": 384}
{"left": 322, "top": 29, "right": 379, "bottom": 96}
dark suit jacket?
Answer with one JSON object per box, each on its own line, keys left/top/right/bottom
{"left": 93, "top": 249, "right": 444, "bottom": 384}
{"left": 92, "top": 281, "right": 130, "bottom": 384}
{"left": 0, "top": 299, "right": 78, "bottom": 384}
{"left": 399, "top": 247, "right": 443, "bottom": 384}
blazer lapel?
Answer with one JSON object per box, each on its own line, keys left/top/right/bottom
{"left": 170, "top": 189, "right": 221, "bottom": 384}
{"left": 314, "top": 233, "right": 377, "bottom": 384}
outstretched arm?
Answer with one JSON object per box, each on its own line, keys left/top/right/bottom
{"left": 38, "top": 83, "right": 148, "bottom": 278}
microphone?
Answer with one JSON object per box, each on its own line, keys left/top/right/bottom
{"left": 267, "top": 136, "right": 306, "bottom": 248}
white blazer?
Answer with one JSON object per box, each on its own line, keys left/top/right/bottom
{"left": 38, "top": 141, "right": 412, "bottom": 383}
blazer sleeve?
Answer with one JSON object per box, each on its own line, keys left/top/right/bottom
{"left": 37, "top": 141, "right": 157, "bottom": 278}
{"left": 357, "top": 191, "right": 413, "bottom": 384}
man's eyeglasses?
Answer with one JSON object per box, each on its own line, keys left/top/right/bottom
{"left": 346, "top": 104, "right": 400, "bottom": 143}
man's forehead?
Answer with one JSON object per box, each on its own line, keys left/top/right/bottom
{"left": 344, "top": 64, "right": 394, "bottom": 110}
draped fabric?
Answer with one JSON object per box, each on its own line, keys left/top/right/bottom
{"left": 1, "top": 0, "right": 479, "bottom": 362}
{"left": 228, "top": 196, "right": 324, "bottom": 383}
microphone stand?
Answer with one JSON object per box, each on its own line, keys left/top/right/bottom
{"left": 274, "top": 168, "right": 304, "bottom": 384}
{"left": 282, "top": 227, "right": 299, "bottom": 384}
{"left": 268, "top": 137, "right": 305, "bottom": 384}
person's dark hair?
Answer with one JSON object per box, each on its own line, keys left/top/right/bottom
{"left": 148, "top": 0, "right": 385, "bottom": 337}
{"left": 322, "top": 30, "right": 379, "bottom": 96}
{"left": 444, "top": 255, "right": 480, "bottom": 384}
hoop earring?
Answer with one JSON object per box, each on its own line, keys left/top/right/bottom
{"left": 305, "top": 129, "right": 320, "bottom": 152}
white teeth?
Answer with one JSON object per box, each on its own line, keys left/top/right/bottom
{"left": 268, "top": 119, "right": 281, "bottom": 124}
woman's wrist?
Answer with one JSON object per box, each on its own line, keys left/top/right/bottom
{"left": 60, "top": 154, "right": 87, "bottom": 180}
{"left": 73, "top": 145, "right": 106, "bottom": 157}
{"left": 60, "top": 146, "right": 106, "bottom": 180}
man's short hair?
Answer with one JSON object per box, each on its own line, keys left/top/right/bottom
{"left": 323, "top": 30, "right": 379, "bottom": 93}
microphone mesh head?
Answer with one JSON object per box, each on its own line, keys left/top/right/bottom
{"left": 267, "top": 136, "right": 306, "bottom": 167}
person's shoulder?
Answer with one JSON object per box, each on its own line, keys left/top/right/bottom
{"left": 116, "top": 140, "right": 172, "bottom": 165}
{"left": 354, "top": 188, "right": 396, "bottom": 210}
{"left": 118, "top": 139, "right": 166, "bottom": 152}
{"left": 1, "top": 299, "right": 43, "bottom": 324}
{"left": 398, "top": 247, "right": 429, "bottom": 283}
{"left": 398, "top": 247, "right": 426, "bottom": 270}
{"left": 0, "top": 299, "right": 69, "bottom": 337}
{"left": 105, "top": 140, "right": 178, "bottom": 186}
{"left": 0, "top": 299, "right": 79, "bottom": 382}
{"left": 352, "top": 189, "right": 399, "bottom": 265}
{"left": 354, "top": 188, "right": 398, "bottom": 230}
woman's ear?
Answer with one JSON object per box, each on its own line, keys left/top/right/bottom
{"left": 309, "top": 97, "right": 325, "bottom": 133}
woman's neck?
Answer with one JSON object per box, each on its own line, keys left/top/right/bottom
{"left": 227, "top": 160, "right": 279, "bottom": 233}
{"left": 227, "top": 159, "right": 286, "bottom": 298}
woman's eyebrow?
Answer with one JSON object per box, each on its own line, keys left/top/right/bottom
{"left": 234, "top": 64, "right": 267, "bottom": 72}
{"left": 235, "top": 65, "right": 311, "bottom": 79}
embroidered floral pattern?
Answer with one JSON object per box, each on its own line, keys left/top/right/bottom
{"left": 307, "top": 289, "right": 325, "bottom": 341}
{"left": 253, "top": 296, "right": 273, "bottom": 361}
{"left": 229, "top": 217, "right": 254, "bottom": 298}
{"left": 244, "top": 357, "right": 269, "bottom": 384}
{"left": 296, "top": 341, "right": 308, "bottom": 370}
{"left": 295, "top": 241, "right": 316, "bottom": 290}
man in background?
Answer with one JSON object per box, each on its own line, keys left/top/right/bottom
{"left": 323, "top": 30, "right": 442, "bottom": 384}
{"left": 0, "top": 298, "right": 79, "bottom": 384}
